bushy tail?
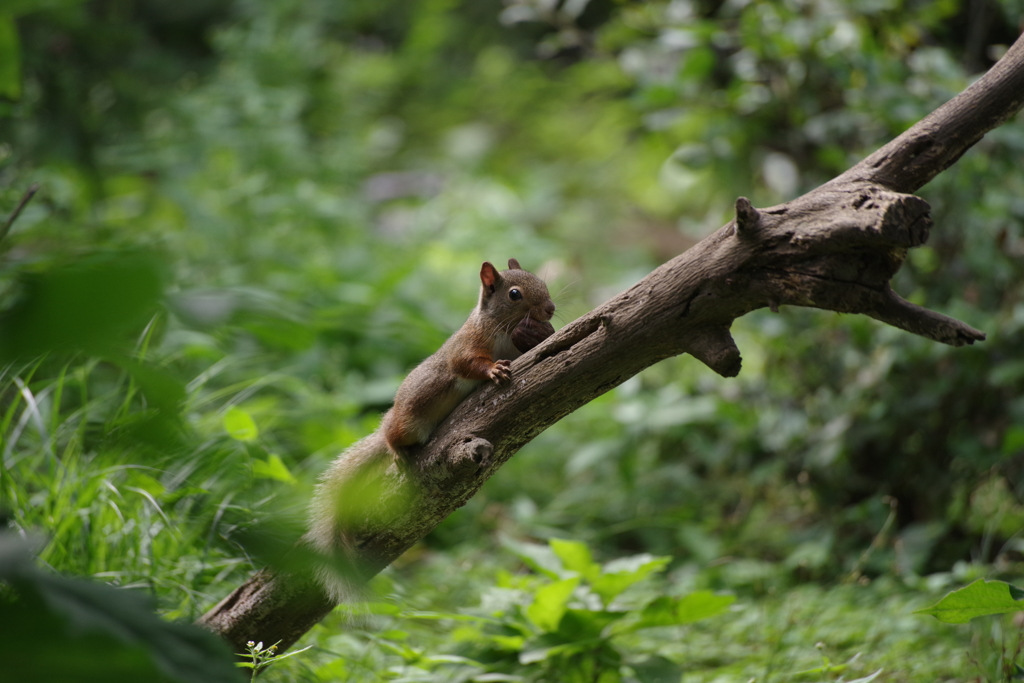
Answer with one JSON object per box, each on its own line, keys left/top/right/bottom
{"left": 305, "top": 431, "right": 393, "bottom": 603}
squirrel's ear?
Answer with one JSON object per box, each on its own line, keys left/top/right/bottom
{"left": 480, "top": 262, "right": 499, "bottom": 292}
{"left": 507, "top": 258, "right": 522, "bottom": 270}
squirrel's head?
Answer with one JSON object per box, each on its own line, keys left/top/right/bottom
{"left": 479, "top": 258, "right": 555, "bottom": 324}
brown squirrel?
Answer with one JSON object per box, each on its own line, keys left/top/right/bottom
{"left": 306, "top": 259, "right": 555, "bottom": 599}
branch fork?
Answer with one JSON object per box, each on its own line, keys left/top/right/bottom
{"left": 711, "top": 184, "right": 985, "bottom": 355}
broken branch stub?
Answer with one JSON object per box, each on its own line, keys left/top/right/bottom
{"left": 712, "top": 183, "right": 984, "bottom": 352}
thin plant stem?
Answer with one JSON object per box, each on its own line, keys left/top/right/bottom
{"left": 0, "top": 183, "right": 40, "bottom": 245}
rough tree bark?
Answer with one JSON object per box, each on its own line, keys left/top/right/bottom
{"left": 198, "top": 33, "right": 1024, "bottom": 653}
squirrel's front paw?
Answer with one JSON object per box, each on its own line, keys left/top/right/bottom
{"left": 487, "top": 359, "right": 512, "bottom": 384}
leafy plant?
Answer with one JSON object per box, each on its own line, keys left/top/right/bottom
{"left": 239, "top": 640, "right": 312, "bottom": 680}
{"left": 916, "top": 579, "right": 1024, "bottom": 624}
{"left": 361, "top": 538, "right": 735, "bottom": 682}
{"left": 917, "top": 579, "right": 1024, "bottom": 681}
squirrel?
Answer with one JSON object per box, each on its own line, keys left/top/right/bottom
{"left": 306, "top": 258, "right": 555, "bottom": 600}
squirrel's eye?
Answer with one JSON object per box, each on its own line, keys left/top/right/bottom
{"left": 509, "top": 288, "right": 523, "bottom": 301}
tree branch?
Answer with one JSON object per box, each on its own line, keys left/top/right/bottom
{"left": 198, "top": 32, "right": 1024, "bottom": 653}
{"left": 0, "top": 184, "right": 40, "bottom": 246}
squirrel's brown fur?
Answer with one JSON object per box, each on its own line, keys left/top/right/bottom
{"left": 306, "top": 259, "right": 555, "bottom": 600}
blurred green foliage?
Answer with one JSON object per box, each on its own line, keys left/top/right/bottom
{"left": 2, "top": 0, "right": 1024, "bottom": 679}
{"left": 327, "top": 538, "right": 736, "bottom": 682}
{"left": 0, "top": 533, "right": 242, "bottom": 683}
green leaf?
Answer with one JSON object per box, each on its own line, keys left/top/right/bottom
{"left": 628, "top": 597, "right": 677, "bottom": 631}
{"left": 223, "top": 406, "right": 258, "bottom": 442}
{"left": 673, "top": 590, "right": 735, "bottom": 624}
{"left": 251, "top": 454, "right": 296, "bottom": 484}
{"left": 550, "top": 538, "right": 600, "bottom": 581}
{"left": 0, "top": 252, "right": 164, "bottom": 360}
{"left": 260, "top": 644, "right": 312, "bottom": 664}
{"left": 590, "top": 554, "right": 670, "bottom": 606}
{"left": 377, "top": 629, "right": 408, "bottom": 640}
{"left": 914, "top": 579, "right": 1024, "bottom": 623}
{"left": 0, "top": 534, "right": 242, "bottom": 683}
{"left": 519, "top": 644, "right": 560, "bottom": 665}
{"left": 613, "top": 591, "right": 735, "bottom": 634}
{"left": 486, "top": 634, "right": 525, "bottom": 651}
{"left": 113, "top": 356, "right": 186, "bottom": 411}
{"left": 0, "top": 15, "right": 21, "bottom": 100}
{"left": 526, "top": 577, "right": 580, "bottom": 632}
{"left": 1002, "top": 426, "right": 1024, "bottom": 456}
{"left": 500, "top": 535, "right": 563, "bottom": 579}
{"left": 252, "top": 454, "right": 299, "bottom": 485}
{"left": 559, "top": 608, "right": 624, "bottom": 640}
{"left": 519, "top": 638, "right": 594, "bottom": 665}
{"left": 629, "top": 655, "right": 684, "bottom": 683}
{"left": 362, "top": 602, "right": 403, "bottom": 616}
